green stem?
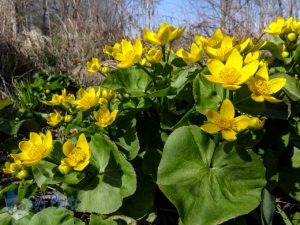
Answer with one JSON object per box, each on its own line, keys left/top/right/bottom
{"left": 229, "top": 90, "right": 234, "bottom": 101}
{"left": 162, "top": 45, "right": 166, "bottom": 62}
{"left": 276, "top": 205, "right": 293, "bottom": 225}
{"left": 166, "top": 42, "right": 172, "bottom": 63}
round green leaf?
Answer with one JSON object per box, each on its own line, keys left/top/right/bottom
{"left": 75, "top": 134, "right": 136, "bottom": 214}
{"left": 157, "top": 126, "right": 266, "bottom": 225}
{"left": 28, "top": 207, "right": 84, "bottom": 225}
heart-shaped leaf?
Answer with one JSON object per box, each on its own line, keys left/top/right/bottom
{"left": 157, "top": 126, "right": 266, "bottom": 225}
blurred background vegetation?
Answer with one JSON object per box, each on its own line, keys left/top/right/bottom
{"left": 0, "top": 0, "right": 299, "bottom": 97}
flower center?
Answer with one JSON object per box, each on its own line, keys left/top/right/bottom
{"left": 218, "top": 118, "right": 237, "bottom": 131}
{"left": 125, "top": 50, "right": 139, "bottom": 63}
{"left": 28, "top": 145, "right": 45, "bottom": 160}
{"left": 220, "top": 67, "right": 240, "bottom": 84}
{"left": 66, "top": 147, "right": 86, "bottom": 167}
{"left": 254, "top": 78, "right": 270, "bottom": 95}
{"left": 216, "top": 47, "right": 231, "bottom": 61}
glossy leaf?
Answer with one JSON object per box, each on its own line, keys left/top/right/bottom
{"left": 157, "top": 125, "right": 266, "bottom": 225}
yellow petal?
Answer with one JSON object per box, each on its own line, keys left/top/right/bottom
{"left": 220, "top": 99, "right": 235, "bottom": 119}
{"left": 234, "top": 115, "right": 250, "bottom": 131}
{"left": 200, "top": 123, "right": 221, "bottom": 134}
{"left": 206, "top": 109, "right": 220, "bottom": 123}
{"left": 255, "top": 65, "right": 269, "bottom": 81}
{"left": 251, "top": 93, "right": 265, "bottom": 102}
{"left": 238, "top": 60, "right": 259, "bottom": 84}
{"left": 58, "top": 160, "right": 72, "bottom": 174}
{"left": 225, "top": 49, "right": 243, "bottom": 70}
{"left": 76, "top": 134, "right": 89, "bottom": 154}
{"left": 268, "top": 78, "right": 286, "bottom": 94}
{"left": 207, "top": 59, "right": 225, "bottom": 76}
{"left": 203, "top": 75, "right": 224, "bottom": 84}
{"left": 63, "top": 140, "right": 74, "bottom": 156}
{"left": 221, "top": 130, "right": 237, "bottom": 141}
{"left": 263, "top": 95, "right": 282, "bottom": 103}
{"left": 19, "top": 141, "right": 32, "bottom": 152}
{"left": 222, "top": 84, "right": 241, "bottom": 90}
{"left": 29, "top": 132, "right": 42, "bottom": 145}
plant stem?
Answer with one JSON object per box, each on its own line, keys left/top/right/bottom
{"left": 166, "top": 42, "right": 172, "bottom": 63}
{"left": 276, "top": 205, "right": 293, "bottom": 225}
{"left": 162, "top": 45, "right": 166, "bottom": 62}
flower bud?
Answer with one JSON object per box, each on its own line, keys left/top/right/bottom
{"left": 58, "top": 163, "right": 71, "bottom": 175}
{"left": 17, "top": 170, "right": 28, "bottom": 179}
{"left": 64, "top": 115, "right": 73, "bottom": 123}
{"left": 287, "top": 32, "right": 297, "bottom": 42}
{"left": 281, "top": 51, "right": 289, "bottom": 58}
{"left": 101, "top": 66, "right": 111, "bottom": 74}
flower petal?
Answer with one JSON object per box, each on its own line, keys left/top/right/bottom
{"left": 220, "top": 99, "right": 235, "bottom": 119}
{"left": 76, "top": 134, "right": 89, "bottom": 154}
{"left": 221, "top": 130, "right": 237, "bottom": 141}
{"left": 238, "top": 60, "right": 259, "bottom": 84}
{"left": 63, "top": 140, "right": 74, "bottom": 156}
{"left": 203, "top": 75, "right": 223, "bottom": 84}
{"left": 206, "top": 109, "right": 220, "bottom": 123}
{"left": 268, "top": 78, "right": 286, "bottom": 94}
{"left": 251, "top": 93, "right": 265, "bottom": 102}
{"left": 29, "top": 132, "right": 42, "bottom": 145}
{"left": 207, "top": 59, "right": 225, "bottom": 76}
{"left": 234, "top": 115, "right": 251, "bottom": 131}
{"left": 200, "top": 123, "right": 221, "bottom": 134}
{"left": 225, "top": 49, "right": 243, "bottom": 70}
{"left": 264, "top": 95, "right": 282, "bottom": 103}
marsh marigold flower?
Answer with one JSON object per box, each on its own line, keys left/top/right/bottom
{"left": 46, "top": 110, "right": 62, "bottom": 126}
{"left": 87, "top": 58, "right": 101, "bottom": 73}
{"left": 200, "top": 99, "right": 250, "bottom": 141}
{"left": 195, "top": 28, "right": 224, "bottom": 48}
{"left": 146, "top": 47, "right": 163, "bottom": 64}
{"left": 3, "top": 160, "right": 21, "bottom": 174}
{"left": 17, "top": 169, "right": 29, "bottom": 179}
{"left": 72, "top": 87, "right": 100, "bottom": 111}
{"left": 143, "top": 23, "right": 185, "bottom": 46}
{"left": 247, "top": 65, "right": 286, "bottom": 103}
{"left": 248, "top": 117, "right": 265, "bottom": 130}
{"left": 11, "top": 130, "right": 53, "bottom": 167}
{"left": 93, "top": 107, "right": 118, "bottom": 128}
{"left": 204, "top": 49, "right": 259, "bottom": 90}
{"left": 58, "top": 133, "right": 91, "bottom": 174}
{"left": 264, "top": 17, "right": 292, "bottom": 35}
{"left": 42, "top": 89, "right": 75, "bottom": 108}
{"left": 111, "top": 37, "right": 145, "bottom": 69}
{"left": 176, "top": 43, "right": 203, "bottom": 64}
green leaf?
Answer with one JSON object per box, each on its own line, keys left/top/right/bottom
{"left": 157, "top": 126, "right": 266, "bottom": 225}
{"left": 28, "top": 207, "right": 84, "bottom": 225}
{"left": 293, "top": 44, "right": 300, "bottom": 64}
{"left": 233, "top": 86, "right": 266, "bottom": 116}
{"left": 272, "top": 73, "right": 300, "bottom": 101}
{"left": 170, "top": 66, "right": 197, "bottom": 94}
{"left": 112, "top": 117, "right": 140, "bottom": 160}
{"left": 102, "top": 66, "right": 152, "bottom": 97}
{"left": 0, "top": 118, "right": 26, "bottom": 135}
{"left": 261, "top": 189, "right": 276, "bottom": 225}
{"left": 193, "top": 75, "right": 224, "bottom": 114}
{"left": 32, "top": 160, "right": 58, "bottom": 191}
{"left": 89, "top": 215, "right": 120, "bottom": 225}
{"left": 75, "top": 134, "right": 136, "bottom": 214}
{"left": 278, "top": 147, "right": 300, "bottom": 201}
{"left": 262, "top": 40, "right": 283, "bottom": 60}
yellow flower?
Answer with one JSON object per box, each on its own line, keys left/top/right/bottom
{"left": 244, "top": 51, "right": 260, "bottom": 64}
{"left": 248, "top": 117, "right": 265, "bottom": 130}
{"left": 3, "top": 160, "right": 21, "bottom": 174}
{"left": 195, "top": 28, "right": 224, "bottom": 48}
{"left": 11, "top": 130, "right": 53, "bottom": 167}
{"left": 112, "top": 37, "right": 145, "bottom": 68}
{"left": 204, "top": 49, "right": 259, "bottom": 90}
{"left": 176, "top": 43, "right": 203, "bottom": 64}
{"left": 264, "top": 17, "right": 292, "bottom": 35}
{"left": 59, "top": 134, "right": 91, "bottom": 174}
{"left": 101, "top": 89, "right": 116, "bottom": 101}
{"left": 103, "top": 43, "right": 122, "bottom": 56}
{"left": 143, "top": 23, "right": 185, "bottom": 46}
{"left": 146, "top": 47, "right": 163, "bottom": 64}
{"left": 42, "top": 89, "right": 75, "bottom": 108}
{"left": 17, "top": 169, "right": 29, "bottom": 179}
{"left": 46, "top": 110, "right": 62, "bottom": 126}
{"left": 205, "top": 36, "right": 235, "bottom": 62}
{"left": 93, "top": 107, "right": 118, "bottom": 127}
{"left": 87, "top": 58, "right": 101, "bottom": 73}
{"left": 200, "top": 99, "right": 250, "bottom": 141}
{"left": 72, "top": 87, "right": 100, "bottom": 111}
{"left": 246, "top": 65, "right": 286, "bottom": 103}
